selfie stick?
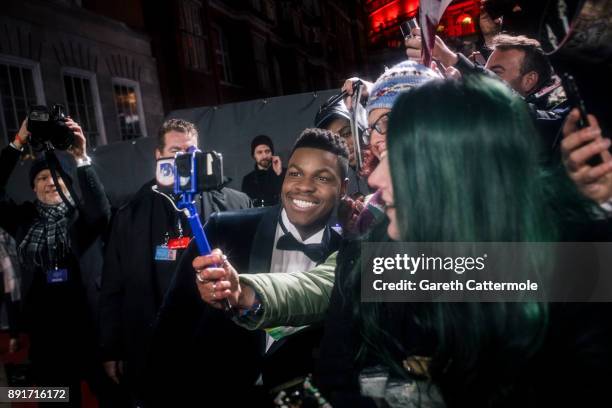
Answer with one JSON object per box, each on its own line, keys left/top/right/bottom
{"left": 175, "top": 195, "right": 232, "bottom": 311}
{"left": 166, "top": 146, "right": 232, "bottom": 311}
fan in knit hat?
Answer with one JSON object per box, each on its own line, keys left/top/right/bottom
{"left": 366, "top": 60, "right": 441, "bottom": 115}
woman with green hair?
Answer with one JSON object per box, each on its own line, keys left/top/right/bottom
{"left": 316, "top": 75, "right": 612, "bottom": 407}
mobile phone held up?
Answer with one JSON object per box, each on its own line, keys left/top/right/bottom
{"left": 400, "top": 18, "right": 419, "bottom": 39}
{"left": 561, "top": 73, "right": 603, "bottom": 167}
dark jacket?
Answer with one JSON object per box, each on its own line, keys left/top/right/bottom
{"left": 317, "top": 220, "right": 612, "bottom": 408}
{"left": 149, "top": 205, "right": 342, "bottom": 406}
{"left": 98, "top": 179, "right": 251, "bottom": 394}
{"left": 0, "top": 145, "right": 110, "bottom": 377}
{"left": 241, "top": 166, "right": 285, "bottom": 206}
{"left": 453, "top": 53, "right": 569, "bottom": 162}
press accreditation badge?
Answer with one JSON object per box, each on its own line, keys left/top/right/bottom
{"left": 155, "top": 246, "right": 177, "bottom": 261}
{"left": 46, "top": 268, "right": 68, "bottom": 284}
{"left": 167, "top": 237, "right": 190, "bottom": 249}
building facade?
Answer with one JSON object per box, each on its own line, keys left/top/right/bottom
{"left": 134, "top": 0, "right": 371, "bottom": 112}
{"left": 0, "top": 0, "right": 164, "bottom": 147}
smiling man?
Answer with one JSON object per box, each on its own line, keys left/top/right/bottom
{"left": 148, "top": 128, "right": 348, "bottom": 405}
{"left": 199, "top": 127, "right": 347, "bottom": 276}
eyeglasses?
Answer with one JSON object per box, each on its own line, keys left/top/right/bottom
{"left": 363, "top": 113, "right": 390, "bottom": 144}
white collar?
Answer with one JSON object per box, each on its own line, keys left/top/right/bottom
{"left": 280, "top": 209, "right": 325, "bottom": 244}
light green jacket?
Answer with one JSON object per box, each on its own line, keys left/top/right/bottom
{"left": 234, "top": 251, "right": 337, "bottom": 330}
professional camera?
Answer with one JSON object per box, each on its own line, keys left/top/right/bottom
{"left": 27, "top": 104, "right": 74, "bottom": 151}
{"left": 156, "top": 147, "right": 224, "bottom": 195}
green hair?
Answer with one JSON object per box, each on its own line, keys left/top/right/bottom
{"left": 348, "top": 75, "right": 597, "bottom": 404}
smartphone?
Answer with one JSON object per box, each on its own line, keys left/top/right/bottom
{"left": 400, "top": 18, "right": 419, "bottom": 39}
{"left": 561, "top": 73, "right": 602, "bottom": 166}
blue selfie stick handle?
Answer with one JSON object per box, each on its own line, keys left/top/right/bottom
{"left": 179, "top": 199, "right": 212, "bottom": 255}
{"left": 177, "top": 194, "right": 232, "bottom": 311}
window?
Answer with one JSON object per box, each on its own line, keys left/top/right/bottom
{"left": 252, "top": 34, "right": 271, "bottom": 92}
{"left": 0, "top": 56, "right": 44, "bottom": 146}
{"left": 212, "top": 26, "right": 233, "bottom": 84}
{"left": 179, "top": 0, "right": 209, "bottom": 72}
{"left": 113, "top": 79, "right": 146, "bottom": 141}
{"left": 62, "top": 69, "right": 105, "bottom": 147}
{"left": 263, "top": 0, "right": 276, "bottom": 22}
{"left": 292, "top": 12, "right": 302, "bottom": 38}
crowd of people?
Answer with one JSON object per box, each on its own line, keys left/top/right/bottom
{"left": 1, "top": 4, "right": 611, "bottom": 408}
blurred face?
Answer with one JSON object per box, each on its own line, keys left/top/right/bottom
{"left": 33, "top": 169, "right": 68, "bottom": 206}
{"left": 326, "top": 117, "right": 355, "bottom": 167}
{"left": 485, "top": 48, "right": 534, "bottom": 96}
{"left": 253, "top": 144, "right": 273, "bottom": 170}
{"left": 367, "top": 108, "right": 390, "bottom": 159}
{"left": 367, "top": 153, "right": 399, "bottom": 240}
{"left": 155, "top": 130, "right": 197, "bottom": 159}
{"left": 282, "top": 147, "right": 346, "bottom": 240}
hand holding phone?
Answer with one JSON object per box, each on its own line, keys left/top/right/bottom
{"left": 561, "top": 73, "right": 602, "bottom": 166}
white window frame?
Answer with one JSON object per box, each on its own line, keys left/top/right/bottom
{"left": 111, "top": 77, "right": 147, "bottom": 139}
{"left": 212, "top": 25, "right": 233, "bottom": 85}
{"left": 61, "top": 67, "right": 106, "bottom": 146}
{"left": 0, "top": 54, "right": 45, "bottom": 145}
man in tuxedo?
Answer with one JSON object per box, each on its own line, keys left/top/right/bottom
{"left": 149, "top": 128, "right": 348, "bottom": 405}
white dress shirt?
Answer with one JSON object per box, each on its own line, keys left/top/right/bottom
{"left": 263, "top": 209, "right": 325, "bottom": 354}
{"left": 268, "top": 209, "right": 325, "bottom": 274}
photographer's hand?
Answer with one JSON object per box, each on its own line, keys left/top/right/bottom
{"left": 65, "top": 117, "right": 87, "bottom": 160}
{"left": 562, "top": 109, "right": 612, "bottom": 203}
{"left": 13, "top": 119, "right": 30, "bottom": 149}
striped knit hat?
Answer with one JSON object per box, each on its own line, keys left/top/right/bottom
{"left": 366, "top": 60, "right": 441, "bottom": 115}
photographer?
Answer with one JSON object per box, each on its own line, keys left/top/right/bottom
{"left": 0, "top": 118, "right": 110, "bottom": 406}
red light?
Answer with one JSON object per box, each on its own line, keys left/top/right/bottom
{"left": 368, "top": 0, "right": 481, "bottom": 43}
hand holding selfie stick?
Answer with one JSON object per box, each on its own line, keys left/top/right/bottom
{"left": 175, "top": 148, "right": 232, "bottom": 312}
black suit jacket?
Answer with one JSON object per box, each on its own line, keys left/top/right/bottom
{"left": 149, "top": 205, "right": 341, "bottom": 405}
{"left": 98, "top": 180, "right": 251, "bottom": 395}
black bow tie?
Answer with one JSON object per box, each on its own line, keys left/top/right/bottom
{"left": 276, "top": 233, "right": 329, "bottom": 264}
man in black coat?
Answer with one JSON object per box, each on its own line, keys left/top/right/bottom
{"left": 241, "top": 134, "right": 285, "bottom": 207}
{"left": 150, "top": 128, "right": 348, "bottom": 406}
{"left": 98, "top": 119, "right": 251, "bottom": 404}
{"left": 0, "top": 118, "right": 111, "bottom": 405}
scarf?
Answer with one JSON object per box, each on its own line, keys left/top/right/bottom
{"left": 18, "top": 201, "right": 71, "bottom": 268}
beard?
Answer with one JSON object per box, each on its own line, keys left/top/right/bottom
{"left": 258, "top": 159, "right": 271, "bottom": 169}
